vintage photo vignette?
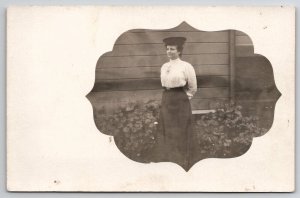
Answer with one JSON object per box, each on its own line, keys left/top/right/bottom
{"left": 86, "top": 21, "right": 281, "bottom": 171}
{"left": 6, "top": 6, "right": 294, "bottom": 191}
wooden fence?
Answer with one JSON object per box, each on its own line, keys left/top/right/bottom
{"left": 89, "top": 23, "right": 249, "bottom": 112}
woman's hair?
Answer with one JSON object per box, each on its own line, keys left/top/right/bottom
{"left": 163, "top": 37, "right": 186, "bottom": 57}
{"left": 176, "top": 45, "right": 184, "bottom": 55}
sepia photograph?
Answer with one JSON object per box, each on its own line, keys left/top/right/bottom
{"left": 6, "top": 6, "right": 295, "bottom": 192}
{"left": 87, "top": 22, "right": 281, "bottom": 171}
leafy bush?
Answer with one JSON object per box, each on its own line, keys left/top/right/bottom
{"left": 95, "top": 100, "right": 267, "bottom": 160}
{"left": 95, "top": 100, "right": 160, "bottom": 158}
{"left": 194, "top": 102, "right": 268, "bottom": 156}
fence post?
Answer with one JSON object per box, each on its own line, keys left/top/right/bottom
{"left": 229, "top": 30, "right": 236, "bottom": 103}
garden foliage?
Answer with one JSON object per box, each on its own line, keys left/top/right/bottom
{"left": 95, "top": 100, "right": 267, "bottom": 160}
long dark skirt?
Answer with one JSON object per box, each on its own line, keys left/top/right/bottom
{"left": 153, "top": 87, "right": 193, "bottom": 170}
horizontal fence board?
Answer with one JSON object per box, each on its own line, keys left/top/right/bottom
{"left": 116, "top": 31, "right": 229, "bottom": 44}
{"left": 97, "top": 66, "right": 158, "bottom": 79}
{"left": 111, "top": 43, "right": 229, "bottom": 56}
{"left": 194, "top": 87, "right": 229, "bottom": 99}
{"left": 93, "top": 98, "right": 230, "bottom": 113}
{"left": 236, "top": 46, "right": 254, "bottom": 57}
{"left": 96, "top": 65, "right": 229, "bottom": 80}
{"left": 235, "top": 89, "right": 281, "bottom": 101}
{"left": 88, "top": 87, "right": 229, "bottom": 103}
{"left": 98, "top": 54, "right": 229, "bottom": 68}
{"left": 236, "top": 35, "right": 253, "bottom": 45}
{"left": 93, "top": 78, "right": 161, "bottom": 91}
{"left": 92, "top": 76, "right": 229, "bottom": 91}
{"left": 185, "top": 55, "right": 229, "bottom": 66}
{"left": 88, "top": 90, "right": 163, "bottom": 104}
{"left": 98, "top": 55, "right": 168, "bottom": 67}
{"left": 89, "top": 95, "right": 230, "bottom": 113}
{"left": 92, "top": 98, "right": 278, "bottom": 114}
{"left": 92, "top": 101, "right": 160, "bottom": 114}
{"left": 197, "top": 75, "right": 229, "bottom": 88}
{"left": 191, "top": 98, "right": 229, "bottom": 110}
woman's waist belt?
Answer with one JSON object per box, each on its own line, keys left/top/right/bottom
{"left": 163, "top": 87, "right": 184, "bottom": 91}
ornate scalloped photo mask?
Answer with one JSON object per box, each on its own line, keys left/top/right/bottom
{"left": 87, "top": 22, "right": 281, "bottom": 171}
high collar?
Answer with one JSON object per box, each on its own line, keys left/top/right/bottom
{"left": 169, "top": 58, "right": 181, "bottom": 63}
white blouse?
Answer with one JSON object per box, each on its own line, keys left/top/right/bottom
{"left": 160, "top": 58, "right": 197, "bottom": 99}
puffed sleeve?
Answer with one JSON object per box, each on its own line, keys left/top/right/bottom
{"left": 160, "top": 63, "right": 167, "bottom": 87}
{"left": 184, "top": 63, "right": 197, "bottom": 99}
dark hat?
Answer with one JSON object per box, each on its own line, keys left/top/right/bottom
{"left": 163, "top": 37, "right": 186, "bottom": 46}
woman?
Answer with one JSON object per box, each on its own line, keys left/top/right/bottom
{"left": 155, "top": 37, "right": 197, "bottom": 171}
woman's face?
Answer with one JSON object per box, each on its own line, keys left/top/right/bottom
{"left": 166, "top": 45, "right": 180, "bottom": 60}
